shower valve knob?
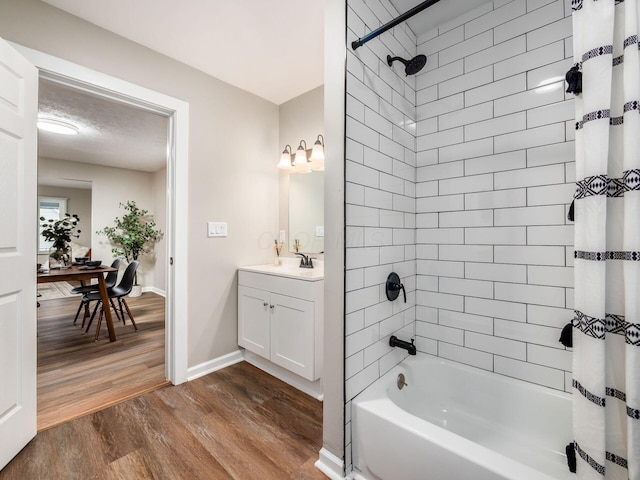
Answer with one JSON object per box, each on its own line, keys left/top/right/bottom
{"left": 386, "top": 272, "right": 406, "bottom": 303}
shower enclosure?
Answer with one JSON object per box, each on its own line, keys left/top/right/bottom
{"left": 344, "top": 0, "right": 575, "bottom": 474}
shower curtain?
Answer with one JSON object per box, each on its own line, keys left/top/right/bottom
{"left": 572, "top": 1, "right": 640, "bottom": 479}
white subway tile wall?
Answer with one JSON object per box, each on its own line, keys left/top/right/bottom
{"left": 346, "top": 0, "right": 418, "bottom": 473}
{"left": 345, "top": 0, "right": 575, "bottom": 472}
{"left": 414, "top": 0, "right": 574, "bottom": 394}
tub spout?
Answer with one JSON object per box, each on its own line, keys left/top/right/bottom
{"left": 389, "top": 335, "right": 416, "bottom": 355}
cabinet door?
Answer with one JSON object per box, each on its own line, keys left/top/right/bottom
{"left": 270, "top": 293, "right": 315, "bottom": 380}
{"left": 238, "top": 286, "right": 270, "bottom": 358}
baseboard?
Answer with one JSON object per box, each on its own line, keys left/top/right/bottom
{"left": 142, "top": 286, "right": 166, "bottom": 297}
{"left": 242, "top": 351, "right": 323, "bottom": 400}
{"left": 186, "top": 350, "right": 244, "bottom": 381}
{"left": 315, "top": 447, "right": 345, "bottom": 480}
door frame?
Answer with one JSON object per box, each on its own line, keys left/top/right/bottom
{"left": 12, "top": 42, "right": 189, "bottom": 384}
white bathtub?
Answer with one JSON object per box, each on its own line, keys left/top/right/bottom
{"left": 351, "top": 355, "right": 574, "bottom": 480}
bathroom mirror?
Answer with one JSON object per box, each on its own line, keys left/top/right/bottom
{"left": 289, "top": 171, "right": 324, "bottom": 254}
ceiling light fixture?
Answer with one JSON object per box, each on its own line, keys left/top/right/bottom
{"left": 37, "top": 118, "right": 79, "bottom": 135}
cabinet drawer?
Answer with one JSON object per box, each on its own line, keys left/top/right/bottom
{"left": 238, "top": 270, "right": 319, "bottom": 301}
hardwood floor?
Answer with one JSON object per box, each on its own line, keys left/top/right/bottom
{"left": 37, "top": 292, "right": 167, "bottom": 431}
{"left": 0, "top": 362, "right": 327, "bottom": 480}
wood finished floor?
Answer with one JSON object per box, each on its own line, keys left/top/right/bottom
{"left": 37, "top": 292, "right": 167, "bottom": 431}
{"left": 1, "top": 362, "right": 327, "bottom": 480}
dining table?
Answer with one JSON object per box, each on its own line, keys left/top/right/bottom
{"left": 37, "top": 264, "right": 118, "bottom": 342}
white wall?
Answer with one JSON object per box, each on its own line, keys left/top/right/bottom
{"left": 38, "top": 157, "right": 162, "bottom": 289}
{"left": 414, "top": 0, "right": 574, "bottom": 392}
{"left": 322, "top": 0, "right": 347, "bottom": 468}
{"left": 37, "top": 184, "right": 92, "bottom": 250}
{"left": 345, "top": 0, "right": 419, "bottom": 471}
{"left": 152, "top": 168, "right": 167, "bottom": 293}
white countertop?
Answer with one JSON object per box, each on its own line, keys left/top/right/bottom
{"left": 239, "top": 258, "right": 324, "bottom": 281}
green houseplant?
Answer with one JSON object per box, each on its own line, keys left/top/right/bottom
{"left": 40, "top": 213, "right": 81, "bottom": 269}
{"left": 97, "top": 201, "right": 163, "bottom": 296}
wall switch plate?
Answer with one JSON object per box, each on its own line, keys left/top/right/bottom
{"left": 316, "top": 226, "right": 325, "bottom": 237}
{"left": 208, "top": 222, "right": 228, "bottom": 237}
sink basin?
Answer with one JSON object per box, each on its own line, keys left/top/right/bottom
{"left": 239, "top": 261, "right": 324, "bottom": 281}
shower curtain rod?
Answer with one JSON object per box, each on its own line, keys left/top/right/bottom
{"left": 351, "top": 0, "right": 441, "bottom": 50}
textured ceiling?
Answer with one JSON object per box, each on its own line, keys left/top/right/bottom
{"left": 38, "top": 79, "right": 168, "bottom": 172}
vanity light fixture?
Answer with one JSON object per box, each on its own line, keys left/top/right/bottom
{"left": 277, "top": 144, "right": 293, "bottom": 170}
{"left": 309, "top": 134, "right": 325, "bottom": 171}
{"left": 278, "top": 134, "right": 325, "bottom": 173}
{"left": 37, "top": 117, "right": 79, "bottom": 135}
{"left": 293, "top": 140, "right": 308, "bottom": 166}
{"left": 293, "top": 140, "right": 311, "bottom": 173}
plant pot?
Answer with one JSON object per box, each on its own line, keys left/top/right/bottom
{"left": 129, "top": 285, "right": 142, "bottom": 298}
{"left": 49, "top": 243, "right": 72, "bottom": 269}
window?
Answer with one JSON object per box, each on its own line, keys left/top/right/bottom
{"left": 38, "top": 196, "right": 68, "bottom": 253}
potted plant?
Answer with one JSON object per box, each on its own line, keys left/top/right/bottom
{"left": 40, "top": 213, "right": 81, "bottom": 269}
{"left": 97, "top": 201, "right": 163, "bottom": 297}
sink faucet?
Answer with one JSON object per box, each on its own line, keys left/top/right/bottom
{"left": 294, "top": 252, "right": 314, "bottom": 269}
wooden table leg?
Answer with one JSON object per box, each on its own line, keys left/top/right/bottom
{"left": 97, "top": 274, "right": 116, "bottom": 342}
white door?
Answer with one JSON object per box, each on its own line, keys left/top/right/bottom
{"left": 0, "top": 37, "right": 38, "bottom": 470}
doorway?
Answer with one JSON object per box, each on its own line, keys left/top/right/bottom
{"left": 36, "top": 77, "right": 170, "bottom": 430}
{"left": 12, "top": 42, "right": 190, "bottom": 424}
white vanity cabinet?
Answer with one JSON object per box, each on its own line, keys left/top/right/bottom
{"left": 238, "top": 266, "right": 323, "bottom": 382}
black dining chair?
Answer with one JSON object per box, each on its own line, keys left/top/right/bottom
{"left": 82, "top": 260, "right": 139, "bottom": 340}
{"left": 71, "top": 257, "right": 122, "bottom": 327}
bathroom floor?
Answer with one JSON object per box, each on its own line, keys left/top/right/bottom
{"left": 0, "top": 362, "right": 326, "bottom": 480}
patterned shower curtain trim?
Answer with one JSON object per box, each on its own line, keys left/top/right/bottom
{"left": 571, "top": 0, "right": 640, "bottom": 478}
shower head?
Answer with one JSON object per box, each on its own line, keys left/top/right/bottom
{"left": 387, "top": 54, "right": 427, "bottom": 76}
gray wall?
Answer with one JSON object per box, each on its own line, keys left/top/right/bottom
{"left": 278, "top": 86, "right": 324, "bottom": 257}
{"left": 38, "top": 157, "right": 162, "bottom": 292}
{"left": 0, "top": 0, "right": 279, "bottom": 368}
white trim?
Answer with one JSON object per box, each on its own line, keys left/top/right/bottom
{"left": 242, "top": 351, "right": 323, "bottom": 400}
{"left": 11, "top": 42, "right": 189, "bottom": 386}
{"left": 142, "top": 286, "right": 166, "bottom": 297}
{"left": 187, "top": 350, "right": 244, "bottom": 382}
{"left": 315, "top": 447, "right": 345, "bottom": 480}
